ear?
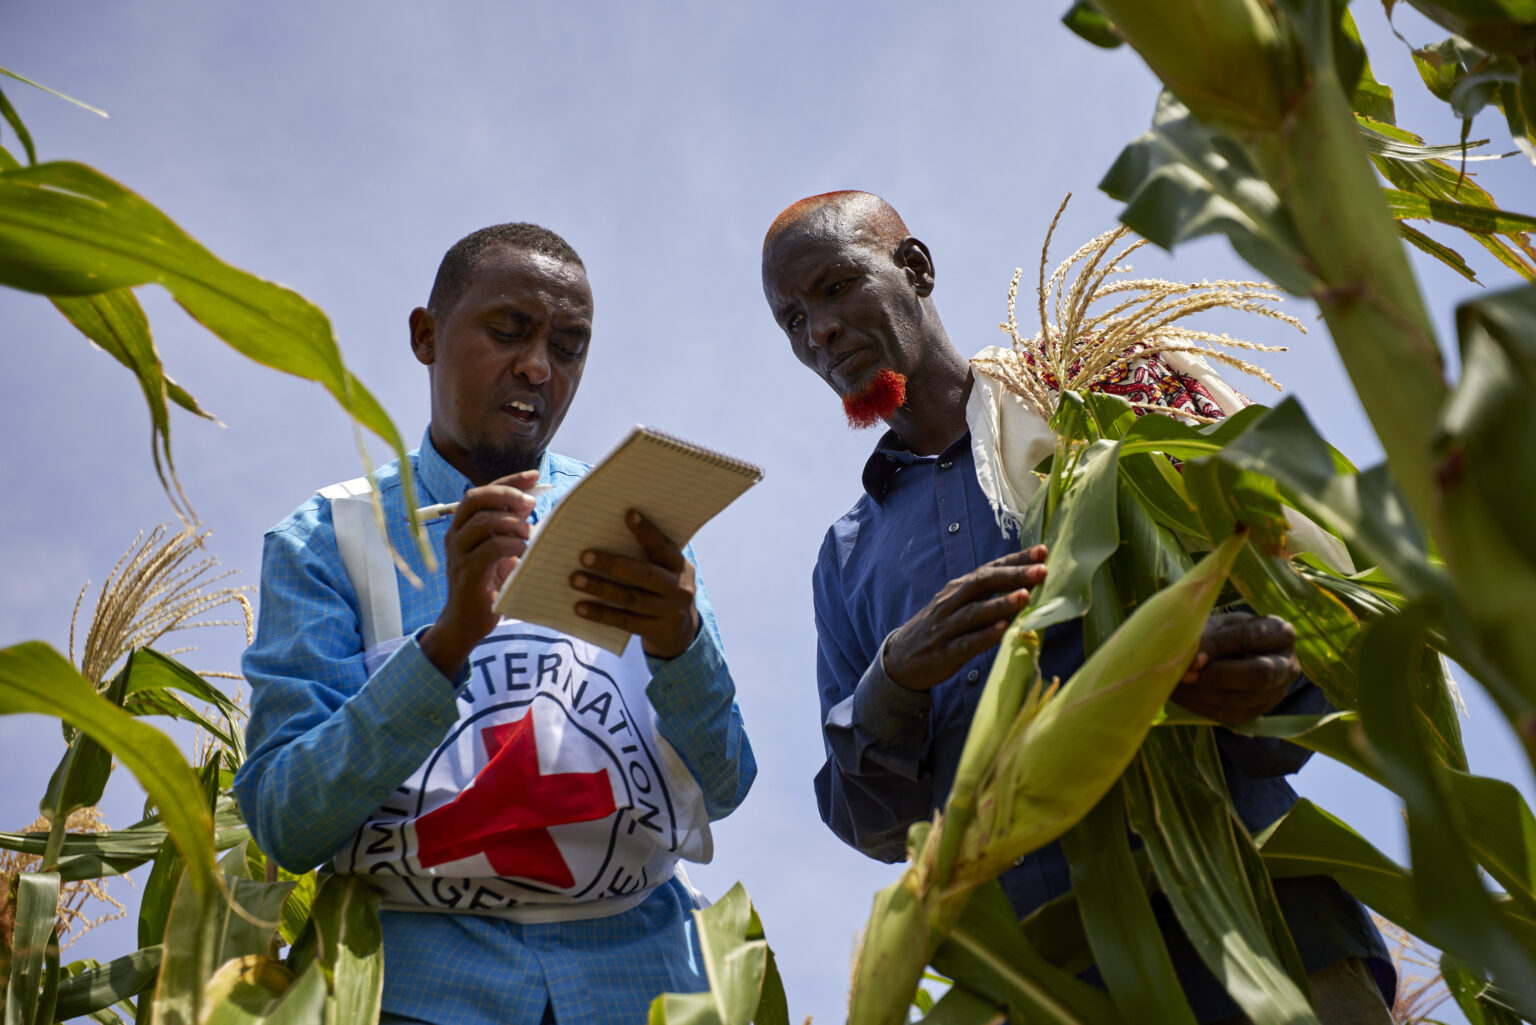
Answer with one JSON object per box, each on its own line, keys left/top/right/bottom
{"left": 894, "top": 237, "right": 935, "bottom": 298}
{"left": 409, "top": 307, "right": 436, "bottom": 366}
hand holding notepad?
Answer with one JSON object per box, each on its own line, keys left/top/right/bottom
{"left": 492, "top": 426, "right": 763, "bottom": 653}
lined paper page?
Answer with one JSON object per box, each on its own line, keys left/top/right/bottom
{"left": 493, "top": 427, "right": 762, "bottom": 653}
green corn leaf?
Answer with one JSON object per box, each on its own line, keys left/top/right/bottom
{"left": 1060, "top": 2, "right": 1123, "bottom": 48}
{"left": 53, "top": 947, "right": 162, "bottom": 1021}
{"left": 0, "top": 87, "right": 35, "bottom": 167}
{"left": 1357, "top": 119, "right": 1502, "bottom": 162}
{"left": 1357, "top": 607, "right": 1536, "bottom": 1006}
{"left": 1116, "top": 403, "right": 1268, "bottom": 461}
{"left": 1341, "top": 12, "right": 1395, "bottom": 123}
{"left": 650, "top": 883, "right": 784, "bottom": 1025}
{"left": 1396, "top": 222, "right": 1479, "bottom": 283}
{"left": 1440, "top": 283, "right": 1536, "bottom": 571}
{"left": 136, "top": 840, "right": 183, "bottom": 974}
{"left": 0, "top": 160, "right": 426, "bottom": 564}
{"left": 0, "top": 67, "right": 106, "bottom": 117}
{"left": 1099, "top": 92, "right": 1317, "bottom": 296}
{"left": 916, "top": 985, "right": 1006, "bottom": 1025}
{"left": 1012, "top": 439, "right": 1121, "bottom": 633}
{"left": 121, "top": 648, "right": 246, "bottom": 765}
{"left": 197, "top": 956, "right": 339, "bottom": 1025}
{"left": 235, "top": 842, "right": 317, "bottom": 948}
{"left": 1125, "top": 729, "right": 1315, "bottom": 1025}
{"left": 1446, "top": 770, "right": 1536, "bottom": 920}
{"left": 1059, "top": 786, "right": 1198, "bottom": 1025}
{"left": 746, "top": 905, "right": 791, "bottom": 1025}
{"left": 1210, "top": 709, "right": 1535, "bottom": 917}
{"left": 307, "top": 875, "right": 383, "bottom": 1025}
{"left": 1257, "top": 798, "right": 1536, "bottom": 962}
{"left": 1181, "top": 457, "right": 1289, "bottom": 554}
{"left": 50, "top": 291, "right": 216, "bottom": 518}
{"left": 0, "top": 643, "right": 216, "bottom": 897}
{"left": 150, "top": 869, "right": 293, "bottom": 1025}
{"left": 929, "top": 882, "right": 1119, "bottom": 1025}
{"left": 1441, "top": 954, "right": 1530, "bottom": 1025}
{"left": 1383, "top": 187, "right": 1536, "bottom": 236}
{"left": 197, "top": 956, "right": 293, "bottom": 1024}
{"left": 1112, "top": 474, "right": 1197, "bottom": 604}
{"left": 4, "top": 872, "right": 60, "bottom": 1025}
{"left": 1214, "top": 400, "right": 1446, "bottom": 601}
{"left": 39, "top": 662, "right": 132, "bottom": 857}
{"left": 0, "top": 797, "right": 246, "bottom": 882}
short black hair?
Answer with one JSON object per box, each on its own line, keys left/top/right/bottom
{"left": 427, "top": 222, "right": 584, "bottom": 316}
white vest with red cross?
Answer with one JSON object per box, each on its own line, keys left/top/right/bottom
{"left": 319, "top": 476, "right": 713, "bottom": 923}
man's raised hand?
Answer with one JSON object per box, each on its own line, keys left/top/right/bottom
{"left": 1173, "top": 611, "right": 1301, "bottom": 726}
{"left": 882, "top": 545, "right": 1049, "bottom": 692}
{"left": 572, "top": 510, "right": 700, "bottom": 660}
{"left": 419, "top": 470, "right": 540, "bottom": 678}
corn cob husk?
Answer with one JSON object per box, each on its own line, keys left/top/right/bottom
{"left": 847, "top": 529, "right": 1245, "bottom": 1025}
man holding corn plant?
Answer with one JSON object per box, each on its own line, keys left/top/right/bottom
{"left": 761, "top": 191, "right": 1394, "bottom": 1023}
{"left": 234, "top": 223, "right": 755, "bottom": 1025}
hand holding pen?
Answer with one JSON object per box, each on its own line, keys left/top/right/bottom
{"left": 415, "top": 483, "right": 553, "bottom": 524}
{"left": 417, "top": 471, "right": 547, "bottom": 677}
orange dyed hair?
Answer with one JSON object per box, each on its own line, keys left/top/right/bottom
{"left": 763, "top": 191, "right": 911, "bottom": 257}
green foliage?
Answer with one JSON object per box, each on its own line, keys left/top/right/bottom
{"left": 1059, "top": 786, "right": 1196, "bottom": 1025}
{"left": 0, "top": 66, "right": 406, "bottom": 1025}
{"left": 647, "top": 883, "right": 790, "bottom": 1025}
{"left": 0, "top": 68, "right": 429, "bottom": 559}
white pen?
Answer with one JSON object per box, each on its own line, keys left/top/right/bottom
{"left": 413, "top": 484, "right": 554, "bottom": 522}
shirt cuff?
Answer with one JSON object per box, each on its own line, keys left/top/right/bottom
{"left": 646, "top": 624, "right": 726, "bottom": 718}
{"left": 852, "top": 634, "right": 932, "bottom": 751}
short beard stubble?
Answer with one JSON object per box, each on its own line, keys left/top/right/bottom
{"left": 842, "top": 368, "right": 908, "bottom": 430}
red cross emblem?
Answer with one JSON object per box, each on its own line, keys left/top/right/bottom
{"left": 414, "top": 713, "right": 617, "bottom": 888}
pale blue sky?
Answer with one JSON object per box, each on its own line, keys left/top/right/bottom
{"left": 2, "top": 3, "right": 1530, "bottom": 1020}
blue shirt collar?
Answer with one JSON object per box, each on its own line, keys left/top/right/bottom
{"left": 860, "top": 428, "right": 972, "bottom": 504}
{"left": 417, "top": 427, "right": 552, "bottom": 505}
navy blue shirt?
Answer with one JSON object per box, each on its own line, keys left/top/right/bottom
{"left": 811, "top": 429, "right": 1392, "bottom": 1022}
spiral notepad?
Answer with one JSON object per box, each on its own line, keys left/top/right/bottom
{"left": 492, "top": 426, "right": 763, "bottom": 653}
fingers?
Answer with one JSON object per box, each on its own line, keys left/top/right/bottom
{"left": 1200, "top": 613, "right": 1295, "bottom": 661}
{"left": 572, "top": 597, "right": 660, "bottom": 634}
{"left": 1174, "top": 649, "right": 1300, "bottom": 725}
{"left": 570, "top": 569, "right": 673, "bottom": 616}
{"left": 576, "top": 547, "right": 677, "bottom": 595}
{"left": 943, "top": 560, "right": 1047, "bottom": 611}
{"left": 623, "top": 510, "right": 686, "bottom": 573}
{"left": 1196, "top": 651, "right": 1300, "bottom": 694}
{"left": 488, "top": 469, "right": 543, "bottom": 491}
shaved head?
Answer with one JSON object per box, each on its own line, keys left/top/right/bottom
{"left": 763, "top": 191, "right": 911, "bottom": 258}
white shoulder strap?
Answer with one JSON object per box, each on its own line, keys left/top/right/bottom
{"left": 319, "top": 477, "right": 403, "bottom": 650}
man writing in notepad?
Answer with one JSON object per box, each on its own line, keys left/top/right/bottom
{"left": 233, "top": 223, "right": 755, "bottom": 1025}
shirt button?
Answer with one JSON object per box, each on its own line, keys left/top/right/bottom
{"left": 940, "top": 460, "right": 953, "bottom": 470}
{"left": 967, "top": 669, "right": 980, "bottom": 683}
{"left": 947, "top": 522, "right": 960, "bottom": 534}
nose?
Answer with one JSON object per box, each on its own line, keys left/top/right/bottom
{"left": 510, "top": 334, "right": 552, "bottom": 386}
{"left": 807, "top": 308, "right": 841, "bottom": 351}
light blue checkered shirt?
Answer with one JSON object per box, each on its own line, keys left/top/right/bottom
{"left": 232, "top": 430, "right": 756, "bottom": 1024}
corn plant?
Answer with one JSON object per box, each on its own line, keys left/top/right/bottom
{"left": 0, "top": 527, "right": 386, "bottom": 1024}
{"left": 0, "top": 73, "right": 410, "bottom": 1024}
{"left": 654, "top": 3, "right": 1536, "bottom": 1023}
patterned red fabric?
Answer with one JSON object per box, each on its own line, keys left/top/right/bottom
{"left": 1016, "top": 340, "right": 1233, "bottom": 420}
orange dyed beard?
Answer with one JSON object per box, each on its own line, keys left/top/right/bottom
{"left": 842, "top": 368, "right": 908, "bottom": 430}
